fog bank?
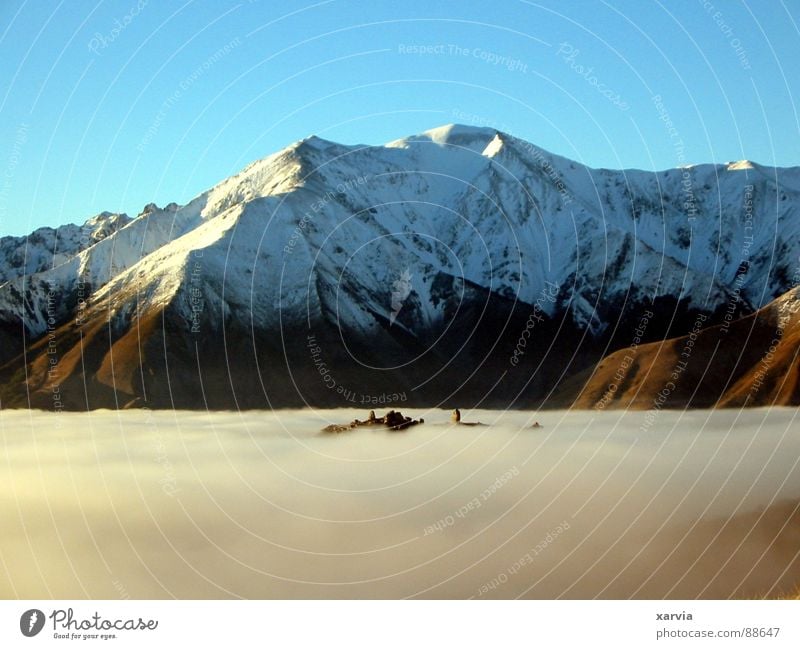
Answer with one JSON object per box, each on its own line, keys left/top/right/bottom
{"left": 1, "top": 407, "right": 799, "bottom": 598}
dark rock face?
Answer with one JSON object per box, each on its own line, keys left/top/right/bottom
{"left": 0, "top": 271, "right": 762, "bottom": 411}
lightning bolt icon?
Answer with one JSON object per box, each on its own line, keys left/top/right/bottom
{"left": 28, "top": 611, "right": 37, "bottom": 632}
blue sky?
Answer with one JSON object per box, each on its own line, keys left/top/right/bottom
{"left": 0, "top": 0, "right": 798, "bottom": 235}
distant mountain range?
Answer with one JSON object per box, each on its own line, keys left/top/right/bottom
{"left": 1, "top": 124, "right": 798, "bottom": 410}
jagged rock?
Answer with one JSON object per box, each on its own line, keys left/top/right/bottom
{"left": 320, "top": 410, "right": 424, "bottom": 433}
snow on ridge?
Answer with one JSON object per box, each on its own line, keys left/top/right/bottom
{"left": 481, "top": 133, "right": 505, "bottom": 158}
{"left": 386, "top": 123, "right": 499, "bottom": 153}
{"left": 0, "top": 202, "right": 210, "bottom": 336}
{"left": 197, "top": 136, "right": 365, "bottom": 220}
{"left": 727, "top": 160, "right": 755, "bottom": 171}
{"left": 0, "top": 211, "right": 132, "bottom": 286}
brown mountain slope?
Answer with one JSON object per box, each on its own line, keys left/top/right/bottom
{"left": 551, "top": 287, "right": 800, "bottom": 410}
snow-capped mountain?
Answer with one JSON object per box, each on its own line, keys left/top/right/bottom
{"left": 0, "top": 124, "right": 798, "bottom": 410}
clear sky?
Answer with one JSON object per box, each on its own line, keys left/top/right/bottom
{"left": 0, "top": 0, "right": 798, "bottom": 236}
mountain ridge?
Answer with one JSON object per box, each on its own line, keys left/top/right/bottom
{"left": 1, "top": 124, "right": 798, "bottom": 410}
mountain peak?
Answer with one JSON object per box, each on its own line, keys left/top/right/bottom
{"left": 420, "top": 123, "right": 500, "bottom": 141}
{"left": 81, "top": 211, "right": 131, "bottom": 236}
{"left": 295, "top": 134, "right": 339, "bottom": 151}
{"left": 386, "top": 123, "right": 501, "bottom": 154}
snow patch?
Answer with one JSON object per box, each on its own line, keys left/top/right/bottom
{"left": 727, "top": 160, "right": 755, "bottom": 171}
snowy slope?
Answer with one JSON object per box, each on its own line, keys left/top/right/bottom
{"left": 0, "top": 212, "right": 131, "bottom": 285}
{"left": 0, "top": 202, "right": 205, "bottom": 336}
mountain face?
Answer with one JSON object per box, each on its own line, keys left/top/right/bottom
{"left": 552, "top": 286, "right": 800, "bottom": 410}
{"left": 1, "top": 124, "right": 798, "bottom": 410}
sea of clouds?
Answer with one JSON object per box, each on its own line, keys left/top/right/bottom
{"left": 1, "top": 407, "right": 799, "bottom": 598}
